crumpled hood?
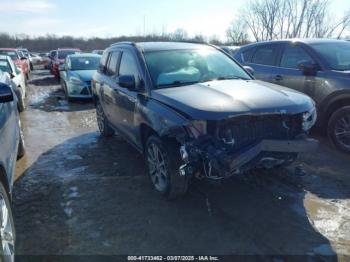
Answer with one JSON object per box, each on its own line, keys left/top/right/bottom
{"left": 151, "top": 79, "right": 315, "bottom": 120}
{"left": 70, "top": 70, "right": 95, "bottom": 82}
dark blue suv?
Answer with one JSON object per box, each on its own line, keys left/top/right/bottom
{"left": 234, "top": 39, "right": 350, "bottom": 153}
{"left": 92, "top": 42, "right": 317, "bottom": 199}
{"left": 0, "top": 82, "right": 25, "bottom": 260}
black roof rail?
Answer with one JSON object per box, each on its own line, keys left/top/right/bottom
{"left": 110, "top": 42, "right": 136, "bottom": 47}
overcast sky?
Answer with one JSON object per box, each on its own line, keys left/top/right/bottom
{"left": 1, "top": 0, "right": 350, "bottom": 40}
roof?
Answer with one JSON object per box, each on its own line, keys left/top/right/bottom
{"left": 241, "top": 38, "right": 349, "bottom": 48}
{"left": 0, "top": 48, "right": 17, "bottom": 51}
{"left": 57, "top": 48, "right": 81, "bottom": 51}
{"left": 135, "top": 42, "right": 211, "bottom": 52}
{"left": 68, "top": 53, "right": 101, "bottom": 58}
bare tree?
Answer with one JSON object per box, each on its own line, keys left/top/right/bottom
{"left": 237, "top": 0, "right": 350, "bottom": 41}
{"left": 226, "top": 19, "right": 249, "bottom": 44}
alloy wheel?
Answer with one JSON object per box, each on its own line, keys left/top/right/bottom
{"left": 0, "top": 194, "right": 14, "bottom": 262}
{"left": 334, "top": 114, "right": 350, "bottom": 150}
{"left": 147, "top": 143, "right": 169, "bottom": 192}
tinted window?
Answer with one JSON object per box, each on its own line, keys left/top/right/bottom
{"left": 0, "top": 60, "right": 11, "bottom": 73}
{"left": 106, "top": 51, "right": 120, "bottom": 76}
{"left": 252, "top": 45, "right": 278, "bottom": 66}
{"left": 311, "top": 41, "right": 350, "bottom": 71}
{"left": 99, "top": 51, "right": 109, "bottom": 73}
{"left": 242, "top": 48, "right": 255, "bottom": 63}
{"left": 280, "top": 45, "right": 314, "bottom": 69}
{"left": 0, "top": 51, "right": 19, "bottom": 60}
{"left": 119, "top": 51, "right": 139, "bottom": 84}
{"left": 70, "top": 56, "right": 100, "bottom": 70}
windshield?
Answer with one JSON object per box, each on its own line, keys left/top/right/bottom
{"left": 70, "top": 56, "right": 100, "bottom": 70}
{"left": 0, "top": 60, "right": 11, "bottom": 73}
{"left": 58, "top": 50, "right": 79, "bottom": 59}
{"left": 0, "top": 51, "right": 19, "bottom": 60}
{"left": 311, "top": 42, "right": 350, "bottom": 71}
{"left": 144, "top": 48, "right": 251, "bottom": 88}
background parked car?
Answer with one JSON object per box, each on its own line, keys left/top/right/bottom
{"left": 52, "top": 48, "right": 81, "bottom": 79}
{"left": 60, "top": 53, "right": 100, "bottom": 101}
{"left": 220, "top": 46, "right": 240, "bottom": 57}
{"left": 0, "top": 81, "right": 26, "bottom": 261}
{"left": 0, "top": 56, "right": 26, "bottom": 112}
{"left": 17, "top": 48, "right": 33, "bottom": 71}
{"left": 92, "top": 50, "right": 104, "bottom": 55}
{"left": 48, "top": 50, "right": 57, "bottom": 73}
{"left": 234, "top": 39, "right": 350, "bottom": 153}
{"left": 0, "top": 49, "right": 29, "bottom": 80}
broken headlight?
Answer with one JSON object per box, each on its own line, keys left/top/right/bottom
{"left": 302, "top": 107, "right": 317, "bottom": 131}
{"left": 186, "top": 121, "right": 207, "bottom": 138}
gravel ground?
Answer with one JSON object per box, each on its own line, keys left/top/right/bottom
{"left": 13, "top": 70, "right": 350, "bottom": 261}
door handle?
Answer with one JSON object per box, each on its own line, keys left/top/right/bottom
{"left": 274, "top": 75, "right": 283, "bottom": 81}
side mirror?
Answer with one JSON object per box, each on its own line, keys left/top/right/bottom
{"left": 243, "top": 66, "right": 255, "bottom": 76}
{"left": 118, "top": 75, "right": 136, "bottom": 90}
{"left": 0, "top": 83, "right": 14, "bottom": 103}
{"left": 298, "top": 60, "right": 318, "bottom": 75}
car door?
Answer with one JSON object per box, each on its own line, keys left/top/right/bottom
{"left": 245, "top": 43, "right": 283, "bottom": 83}
{"left": 0, "top": 87, "right": 18, "bottom": 182}
{"left": 102, "top": 51, "right": 121, "bottom": 125}
{"left": 277, "top": 43, "right": 326, "bottom": 99}
{"left": 112, "top": 50, "right": 141, "bottom": 145}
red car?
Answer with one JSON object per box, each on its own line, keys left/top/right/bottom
{"left": 52, "top": 48, "right": 81, "bottom": 78}
{"left": 0, "top": 48, "right": 29, "bottom": 79}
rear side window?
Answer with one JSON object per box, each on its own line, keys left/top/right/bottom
{"left": 119, "top": 51, "right": 140, "bottom": 85}
{"left": 98, "top": 52, "right": 109, "bottom": 73}
{"left": 106, "top": 51, "right": 120, "bottom": 76}
{"left": 241, "top": 48, "right": 255, "bottom": 63}
{"left": 252, "top": 45, "right": 278, "bottom": 66}
{"left": 280, "top": 45, "right": 314, "bottom": 69}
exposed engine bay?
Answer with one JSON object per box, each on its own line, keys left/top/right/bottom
{"left": 178, "top": 113, "right": 318, "bottom": 180}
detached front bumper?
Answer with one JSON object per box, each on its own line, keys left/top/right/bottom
{"left": 181, "top": 137, "right": 319, "bottom": 179}
{"left": 227, "top": 138, "right": 318, "bottom": 172}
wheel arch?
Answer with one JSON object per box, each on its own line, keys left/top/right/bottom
{"left": 0, "top": 165, "right": 11, "bottom": 197}
{"left": 319, "top": 92, "right": 350, "bottom": 127}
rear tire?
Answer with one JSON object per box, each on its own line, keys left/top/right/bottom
{"left": 96, "top": 102, "right": 114, "bottom": 137}
{"left": 328, "top": 106, "right": 350, "bottom": 154}
{"left": 145, "top": 135, "right": 190, "bottom": 200}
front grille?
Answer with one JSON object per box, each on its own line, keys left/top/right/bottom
{"left": 212, "top": 114, "right": 303, "bottom": 151}
{"left": 80, "top": 87, "right": 90, "bottom": 95}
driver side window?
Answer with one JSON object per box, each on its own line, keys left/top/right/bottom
{"left": 280, "top": 45, "right": 315, "bottom": 69}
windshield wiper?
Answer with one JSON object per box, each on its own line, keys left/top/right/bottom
{"left": 156, "top": 80, "right": 199, "bottom": 88}
{"left": 200, "top": 75, "right": 249, "bottom": 83}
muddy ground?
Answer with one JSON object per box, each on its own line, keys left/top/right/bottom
{"left": 13, "top": 70, "right": 350, "bottom": 260}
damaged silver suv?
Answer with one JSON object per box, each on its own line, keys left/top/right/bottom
{"left": 92, "top": 42, "right": 318, "bottom": 199}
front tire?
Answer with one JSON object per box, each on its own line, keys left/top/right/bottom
{"left": 0, "top": 182, "right": 15, "bottom": 262}
{"left": 145, "top": 136, "right": 189, "bottom": 199}
{"left": 96, "top": 102, "right": 114, "bottom": 137}
{"left": 16, "top": 90, "right": 25, "bottom": 113}
{"left": 328, "top": 106, "right": 350, "bottom": 153}
{"left": 17, "top": 121, "right": 25, "bottom": 159}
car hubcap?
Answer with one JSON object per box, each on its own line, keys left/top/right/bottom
{"left": 0, "top": 194, "right": 14, "bottom": 262}
{"left": 335, "top": 114, "right": 350, "bottom": 150}
{"left": 147, "top": 143, "right": 168, "bottom": 192}
{"left": 96, "top": 104, "right": 104, "bottom": 133}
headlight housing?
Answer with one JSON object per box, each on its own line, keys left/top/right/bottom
{"left": 186, "top": 121, "right": 207, "bottom": 138}
{"left": 69, "top": 77, "right": 84, "bottom": 86}
{"left": 302, "top": 107, "right": 317, "bottom": 131}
